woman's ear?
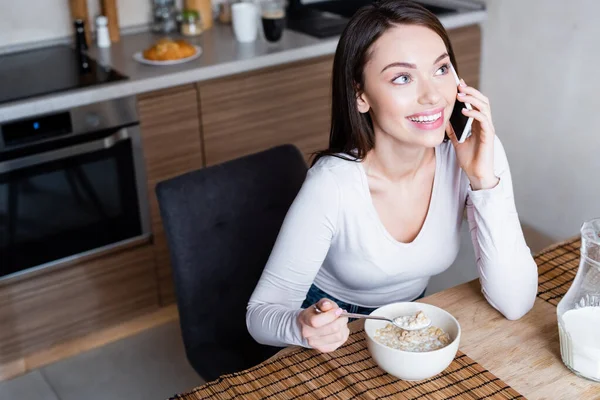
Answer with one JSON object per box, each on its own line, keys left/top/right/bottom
{"left": 356, "top": 90, "right": 370, "bottom": 114}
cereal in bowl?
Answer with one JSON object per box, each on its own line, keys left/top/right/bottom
{"left": 374, "top": 313, "right": 451, "bottom": 352}
{"left": 393, "top": 310, "right": 431, "bottom": 330}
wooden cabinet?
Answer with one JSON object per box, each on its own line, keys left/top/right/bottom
{"left": 449, "top": 25, "right": 481, "bottom": 88}
{"left": 199, "top": 56, "right": 334, "bottom": 166}
{"left": 137, "top": 85, "right": 204, "bottom": 305}
{"left": 0, "top": 243, "right": 157, "bottom": 364}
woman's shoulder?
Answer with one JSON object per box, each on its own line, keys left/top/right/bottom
{"left": 309, "top": 153, "right": 361, "bottom": 179}
{"left": 301, "top": 154, "right": 362, "bottom": 196}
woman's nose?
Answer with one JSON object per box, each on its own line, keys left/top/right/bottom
{"left": 417, "top": 79, "right": 442, "bottom": 105}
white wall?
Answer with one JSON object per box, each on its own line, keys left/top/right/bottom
{"left": 0, "top": 0, "right": 231, "bottom": 49}
{"left": 0, "top": 0, "right": 157, "bottom": 48}
{"left": 479, "top": 0, "right": 600, "bottom": 251}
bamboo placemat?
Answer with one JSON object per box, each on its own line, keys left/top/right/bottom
{"left": 171, "top": 329, "right": 524, "bottom": 400}
{"left": 534, "top": 237, "right": 581, "bottom": 306}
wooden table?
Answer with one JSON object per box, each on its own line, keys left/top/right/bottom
{"left": 173, "top": 238, "right": 599, "bottom": 400}
{"left": 417, "top": 280, "right": 598, "bottom": 399}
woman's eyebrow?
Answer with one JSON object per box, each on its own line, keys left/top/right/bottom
{"left": 434, "top": 53, "right": 449, "bottom": 64}
{"left": 380, "top": 52, "right": 449, "bottom": 74}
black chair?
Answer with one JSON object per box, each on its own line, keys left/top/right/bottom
{"left": 156, "top": 144, "right": 308, "bottom": 381}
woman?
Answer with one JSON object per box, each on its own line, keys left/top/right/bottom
{"left": 246, "top": 0, "right": 538, "bottom": 353}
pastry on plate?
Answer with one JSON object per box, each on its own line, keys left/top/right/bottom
{"left": 143, "top": 38, "right": 197, "bottom": 61}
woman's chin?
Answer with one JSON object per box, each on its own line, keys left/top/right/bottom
{"left": 409, "top": 127, "right": 447, "bottom": 147}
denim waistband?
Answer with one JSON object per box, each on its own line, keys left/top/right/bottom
{"left": 301, "top": 284, "right": 426, "bottom": 316}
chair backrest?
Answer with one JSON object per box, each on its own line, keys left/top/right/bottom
{"left": 156, "top": 145, "right": 308, "bottom": 381}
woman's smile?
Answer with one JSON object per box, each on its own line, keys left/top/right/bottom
{"left": 406, "top": 107, "right": 445, "bottom": 130}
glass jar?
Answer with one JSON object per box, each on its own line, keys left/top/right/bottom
{"left": 557, "top": 218, "right": 600, "bottom": 382}
{"left": 152, "top": 0, "right": 179, "bottom": 33}
{"left": 181, "top": 9, "right": 204, "bottom": 36}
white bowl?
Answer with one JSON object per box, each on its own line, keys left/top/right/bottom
{"left": 364, "top": 302, "right": 461, "bottom": 381}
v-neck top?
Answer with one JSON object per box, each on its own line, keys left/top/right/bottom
{"left": 356, "top": 145, "right": 439, "bottom": 247}
{"left": 247, "top": 137, "right": 539, "bottom": 348}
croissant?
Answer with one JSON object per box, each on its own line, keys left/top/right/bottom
{"left": 143, "top": 39, "right": 196, "bottom": 61}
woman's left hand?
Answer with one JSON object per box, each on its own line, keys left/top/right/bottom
{"left": 446, "top": 79, "right": 499, "bottom": 190}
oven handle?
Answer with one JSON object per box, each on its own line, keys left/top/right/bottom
{"left": 0, "top": 129, "right": 131, "bottom": 174}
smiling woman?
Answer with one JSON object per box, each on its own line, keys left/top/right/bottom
{"left": 246, "top": 0, "right": 539, "bottom": 354}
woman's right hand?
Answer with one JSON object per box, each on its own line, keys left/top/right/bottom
{"left": 298, "top": 298, "right": 350, "bottom": 353}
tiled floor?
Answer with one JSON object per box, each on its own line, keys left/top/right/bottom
{"left": 0, "top": 223, "right": 478, "bottom": 400}
{"left": 0, "top": 322, "right": 204, "bottom": 400}
{"left": 0, "top": 370, "right": 60, "bottom": 400}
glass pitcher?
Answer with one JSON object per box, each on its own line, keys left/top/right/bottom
{"left": 557, "top": 218, "right": 600, "bottom": 382}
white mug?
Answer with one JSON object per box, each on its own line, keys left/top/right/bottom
{"left": 232, "top": 3, "right": 259, "bottom": 43}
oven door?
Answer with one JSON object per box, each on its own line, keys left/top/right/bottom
{"left": 0, "top": 126, "right": 151, "bottom": 280}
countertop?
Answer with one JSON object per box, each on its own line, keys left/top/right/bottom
{"left": 0, "top": 9, "right": 486, "bottom": 124}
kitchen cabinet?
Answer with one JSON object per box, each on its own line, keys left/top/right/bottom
{"left": 0, "top": 243, "right": 157, "bottom": 365}
{"left": 199, "top": 55, "right": 333, "bottom": 166}
{"left": 448, "top": 25, "right": 481, "bottom": 88}
{"left": 137, "top": 84, "right": 204, "bottom": 305}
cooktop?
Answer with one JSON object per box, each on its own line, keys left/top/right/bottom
{"left": 286, "top": 0, "right": 481, "bottom": 38}
{"left": 0, "top": 46, "right": 127, "bottom": 105}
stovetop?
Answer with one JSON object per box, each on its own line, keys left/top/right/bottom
{"left": 286, "top": 0, "right": 475, "bottom": 39}
{"left": 0, "top": 46, "right": 127, "bottom": 105}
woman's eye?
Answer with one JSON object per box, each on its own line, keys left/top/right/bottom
{"left": 392, "top": 74, "right": 411, "bottom": 85}
{"left": 436, "top": 64, "right": 449, "bottom": 76}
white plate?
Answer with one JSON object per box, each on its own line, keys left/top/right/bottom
{"left": 133, "top": 45, "right": 203, "bottom": 66}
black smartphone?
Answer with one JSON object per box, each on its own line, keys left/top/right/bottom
{"left": 449, "top": 63, "right": 473, "bottom": 143}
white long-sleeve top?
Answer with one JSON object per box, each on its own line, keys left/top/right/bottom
{"left": 246, "top": 136, "right": 538, "bottom": 348}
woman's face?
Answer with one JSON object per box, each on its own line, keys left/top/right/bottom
{"left": 357, "top": 24, "right": 457, "bottom": 148}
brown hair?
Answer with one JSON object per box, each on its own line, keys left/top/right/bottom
{"left": 312, "top": 0, "right": 459, "bottom": 166}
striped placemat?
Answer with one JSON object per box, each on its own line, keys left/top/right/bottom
{"left": 171, "top": 329, "right": 524, "bottom": 400}
{"left": 534, "top": 237, "right": 581, "bottom": 306}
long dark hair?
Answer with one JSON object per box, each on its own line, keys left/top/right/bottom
{"left": 311, "top": 0, "right": 459, "bottom": 166}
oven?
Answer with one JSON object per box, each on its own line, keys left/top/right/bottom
{"left": 0, "top": 97, "right": 151, "bottom": 280}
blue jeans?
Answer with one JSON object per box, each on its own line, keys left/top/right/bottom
{"left": 301, "top": 284, "right": 426, "bottom": 317}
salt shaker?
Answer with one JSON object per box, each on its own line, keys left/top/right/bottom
{"left": 96, "top": 16, "right": 111, "bottom": 48}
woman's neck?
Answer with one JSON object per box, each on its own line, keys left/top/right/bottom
{"left": 363, "top": 136, "right": 435, "bottom": 183}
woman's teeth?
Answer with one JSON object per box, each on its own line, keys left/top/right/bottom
{"left": 408, "top": 112, "right": 442, "bottom": 123}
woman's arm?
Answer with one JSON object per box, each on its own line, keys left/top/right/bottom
{"left": 246, "top": 166, "right": 341, "bottom": 347}
{"left": 465, "top": 136, "right": 538, "bottom": 320}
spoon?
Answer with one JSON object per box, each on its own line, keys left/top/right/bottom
{"left": 313, "top": 304, "right": 431, "bottom": 331}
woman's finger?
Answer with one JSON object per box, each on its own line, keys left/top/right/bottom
{"left": 445, "top": 121, "right": 460, "bottom": 146}
{"left": 306, "top": 325, "right": 350, "bottom": 348}
{"left": 461, "top": 108, "right": 494, "bottom": 136}
{"left": 458, "top": 81, "right": 490, "bottom": 106}
{"left": 303, "top": 315, "right": 348, "bottom": 338}
{"left": 456, "top": 94, "right": 491, "bottom": 116}
{"left": 302, "top": 306, "right": 342, "bottom": 331}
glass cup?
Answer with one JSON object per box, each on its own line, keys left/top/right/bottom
{"left": 260, "top": 0, "right": 286, "bottom": 43}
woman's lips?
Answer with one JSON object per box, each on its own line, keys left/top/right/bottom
{"left": 406, "top": 109, "right": 445, "bottom": 131}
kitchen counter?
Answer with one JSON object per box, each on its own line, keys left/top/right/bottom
{"left": 0, "top": 9, "right": 486, "bottom": 124}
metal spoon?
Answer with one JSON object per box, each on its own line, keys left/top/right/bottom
{"left": 313, "top": 304, "right": 431, "bottom": 331}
